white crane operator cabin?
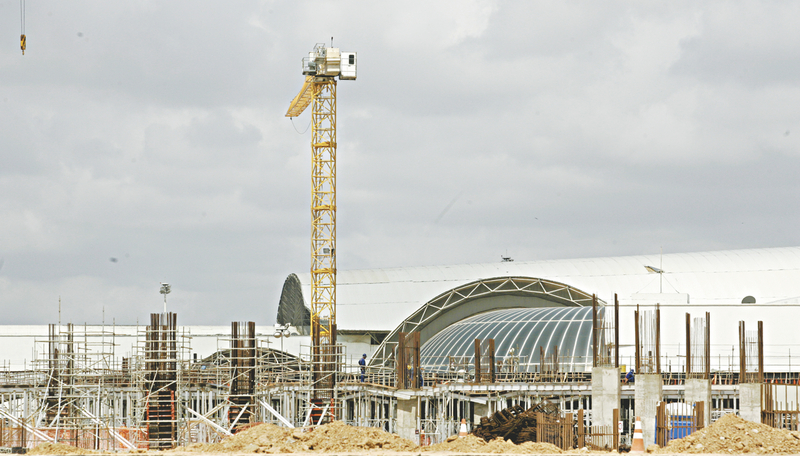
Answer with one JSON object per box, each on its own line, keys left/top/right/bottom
{"left": 302, "top": 44, "right": 357, "bottom": 80}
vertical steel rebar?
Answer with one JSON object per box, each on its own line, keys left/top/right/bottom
{"left": 705, "top": 312, "right": 711, "bottom": 380}
{"left": 635, "top": 305, "right": 640, "bottom": 373}
{"left": 592, "top": 294, "right": 598, "bottom": 368}
{"left": 686, "top": 313, "right": 691, "bottom": 377}
{"left": 614, "top": 294, "right": 620, "bottom": 369}
{"left": 758, "top": 321, "right": 764, "bottom": 383}
{"left": 655, "top": 304, "right": 661, "bottom": 375}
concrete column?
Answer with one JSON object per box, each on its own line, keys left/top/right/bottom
{"left": 389, "top": 398, "right": 396, "bottom": 434}
{"left": 739, "top": 383, "right": 762, "bottom": 423}
{"left": 634, "top": 373, "right": 662, "bottom": 446}
{"left": 592, "top": 367, "right": 621, "bottom": 449}
{"left": 396, "top": 398, "right": 418, "bottom": 442}
{"left": 592, "top": 366, "right": 621, "bottom": 428}
{"left": 684, "top": 378, "right": 711, "bottom": 426}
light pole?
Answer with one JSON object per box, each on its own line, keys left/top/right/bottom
{"left": 644, "top": 247, "right": 665, "bottom": 293}
{"left": 160, "top": 283, "right": 171, "bottom": 313}
{"left": 273, "top": 325, "right": 291, "bottom": 389}
{"left": 273, "top": 324, "right": 291, "bottom": 354}
{"left": 643, "top": 266, "right": 664, "bottom": 293}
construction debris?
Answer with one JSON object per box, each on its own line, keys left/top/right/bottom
{"left": 472, "top": 400, "right": 561, "bottom": 444}
{"left": 657, "top": 413, "right": 800, "bottom": 454}
{"left": 178, "top": 421, "right": 417, "bottom": 453}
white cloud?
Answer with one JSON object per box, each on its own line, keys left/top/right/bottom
{"left": 1, "top": 1, "right": 799, "bottom": 326}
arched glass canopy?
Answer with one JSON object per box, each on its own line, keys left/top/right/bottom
{"left": 368, "top": 276, "right": 605, "bottom": 369}
{"left": 420, "top": 306, "right": 604, "bottom": 373}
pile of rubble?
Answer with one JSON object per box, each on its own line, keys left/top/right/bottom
{"left": 657, "top": 413, "right": 800, "bottom": 454}
{"left": 179, "top": 420, "right": 418, "bottom": 453}
{"left": 423, "top": 434, "right": 564, "bottom": 453}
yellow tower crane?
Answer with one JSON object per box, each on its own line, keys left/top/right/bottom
{"left": 286, "top": 43, "right": 357, "bottom": 406}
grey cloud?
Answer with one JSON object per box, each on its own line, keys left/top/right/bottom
{"left": 671, "top": 4, "right": 800, "bottom": 87}
{"left": 185, "top": 111, "right": 262, "bottom": 150}
{"left": 1, "top": 1, "right": 799, "bottom": 326}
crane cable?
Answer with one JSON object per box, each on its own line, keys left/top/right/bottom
{"left": 20, "top": 0, "right": 26, "bottom": 55}
{"left": 290, "top": 116, "right": 311, "bottom": 135}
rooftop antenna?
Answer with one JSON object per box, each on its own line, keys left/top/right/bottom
{"left": 160, "top": 282, "right": 171, "bottom": 313}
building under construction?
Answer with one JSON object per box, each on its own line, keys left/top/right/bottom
{"left": 2, "top": 246, "right": 800, "bottom": 450}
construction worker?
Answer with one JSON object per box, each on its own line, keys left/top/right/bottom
{"left": 359, "top": 354, "right": 367, "bottom": 382}
{"left": 623, "top": 368, "right": 635, "bottom": 384}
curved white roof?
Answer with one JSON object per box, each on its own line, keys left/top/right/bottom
{"left": 292, "top": 246, "right": 800, "bottom": 332}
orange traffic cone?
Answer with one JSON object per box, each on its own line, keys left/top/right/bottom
{"left": 630, "top": 416, "right": 645, "bottom": 454}
{"left": 459, "top": 418, "right": 468, "bottom": 437}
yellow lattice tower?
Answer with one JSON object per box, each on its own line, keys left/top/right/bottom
{"left": 287, "top": 44, "right": 356, "bottom": 406}
{"left": 310, "top": 78, "right": 337, "bottom": 350}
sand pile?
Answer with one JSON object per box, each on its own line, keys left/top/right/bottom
{"left": 422, "top": 434, "right": 564, "bottom": 454}
{"left": 179, "top": 421, "right": 418, "bottom": 453}
{"left": 657, "top": 413, "right": 800, "bottom": 454}
{"left": 27, "top": 442, "right": 95, "bottom": 455}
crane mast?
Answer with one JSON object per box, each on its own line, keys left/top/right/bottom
{"left": 310, "top": 78, "right": 336, "bottom": 351}
{"left": 286, "top": 43, "right": 356, "bottom": 413}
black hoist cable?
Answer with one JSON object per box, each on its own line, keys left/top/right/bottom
{"left": 20, "top": 0, "right": 26, "bottom": 55}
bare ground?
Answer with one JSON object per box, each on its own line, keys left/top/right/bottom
{"left": 27, "top": 413, "right": 800, "bottom": 455}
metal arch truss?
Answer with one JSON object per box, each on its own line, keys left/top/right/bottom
{"left": 311, "top": 78, "right": 337, "bottom": 349}
{"left": 369, "top": 276, "right": 605, "bottom": 369}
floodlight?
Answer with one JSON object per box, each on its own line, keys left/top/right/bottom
{"left": 160, "top": 282, "right": 171, "bottom": 313}
{"left": 644, "top": 265, "right": 665, "bottom": 293}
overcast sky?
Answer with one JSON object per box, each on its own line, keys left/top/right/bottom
{"left": 1, "top": 1, "right": 799, "bottom": 326}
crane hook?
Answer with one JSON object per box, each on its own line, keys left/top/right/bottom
{"left": 20, "top": 34, "right": 26, "bottom": 55}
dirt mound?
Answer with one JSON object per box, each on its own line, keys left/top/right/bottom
{"left": 518, "top": 441, "right": 567, "bottom": 454}
{"left": 28, "top": 442, "right": 95, "bottom": 455}
{"left": 657, "top": 413, "right": 800, "bottom": 454}
{"left": 179, "top": 421, "right": 418, "bottom": 453}
{"left": 422, "top": 434, "right": 563, "bottom": 454}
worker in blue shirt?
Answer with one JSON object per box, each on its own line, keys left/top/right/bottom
{"left": 359, "top": 354, "right": 367, "bottom": 382}
{"left": 623, "top": 368, "right": 634, "bottom": 384}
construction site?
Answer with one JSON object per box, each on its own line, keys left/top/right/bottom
{"left": 5, "top": 21, "right": 800, "bottom": 456}
{"left": 2, "top": 290, "right": 800, "bottom": 453}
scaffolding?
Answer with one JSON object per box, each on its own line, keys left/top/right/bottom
{"left": 0, "top": 309, "right": 794, "bottom": 452}
{"left": 0, "top": 323, "right": 142, "bottom": 451}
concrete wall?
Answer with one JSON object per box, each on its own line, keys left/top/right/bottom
{"left": 739, "top": 383, "right": 762, "bottom": 423}
{"left": 396, "top": 398, "right": 418, "bottom": 442}
{"left": 634, "top": 373, "right": 662, "bottom": 445}
{"left": 685, "top": 378, "right": 711, "bottom": 426}
{"left": 474, "top": 402, "right": 489, "bottom": 426}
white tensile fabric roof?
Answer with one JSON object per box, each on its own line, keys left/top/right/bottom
{"left": 293, "top": 246, "right": 800, "bottom": 332}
